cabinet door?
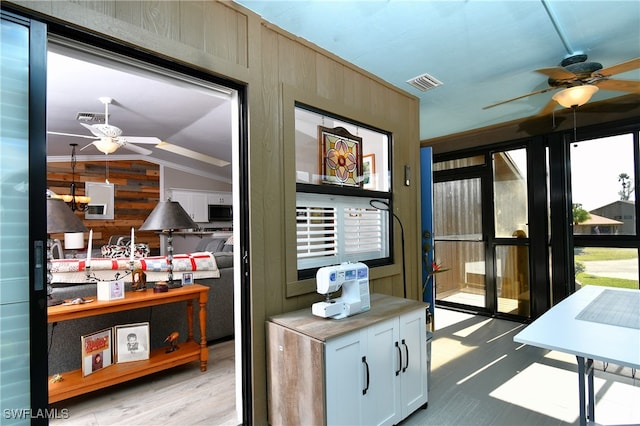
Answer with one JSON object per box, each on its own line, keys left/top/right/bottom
{"left": 171, "top": 190, "right": 192, "bottom": 216}
{"left": 325, "top": 330, "right": 366, "bottom": 426}
{"left": 363, "top": 318, "right": 401, "bottom": 426}
{"left": 208, "top": 192, "right": 232, "bottom": 205}
{"left": 190, "top": 192, "right": 208, "bottom": 222}
{"left": 399, "top": 309, "right": 428, "bottom": 417}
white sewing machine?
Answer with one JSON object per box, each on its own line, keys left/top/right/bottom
{"left": 312, "top": 262, "right": 371, "bottom": 319}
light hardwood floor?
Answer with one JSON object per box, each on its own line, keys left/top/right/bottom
{"left": 51, "top": 310, "right": 639, "bottom": 425}
{"left": 50, "top": 339, "right": 237, "bottom": 426}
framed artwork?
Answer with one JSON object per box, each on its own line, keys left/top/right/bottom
{"left": 318, "top": 126, "right": 363, "bottom": 187}
{"left": 115, "top": 322, "right": 150, "bottom": 363}
{"left": 362, "top": 154, "right": 376, "bottom": 190}
{"left": 81, "top": 327, "right": 113, "bottom": 376}
{"left": 182, "top": 272, "right": 194, "bottom": 285}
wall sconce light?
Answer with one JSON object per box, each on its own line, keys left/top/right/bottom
{"left": 552, "top": 85, "right": 599, "bottom": 108}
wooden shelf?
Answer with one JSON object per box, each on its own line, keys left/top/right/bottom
{"left": 48, "top": 284, "right": 209, "bottom": 403}
{"left": 49, "top": 342, "right": 200, "bottom": 403}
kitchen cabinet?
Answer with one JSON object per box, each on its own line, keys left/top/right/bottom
{"left": 171, "top": 190, "right": 208, "bottom": 222}
{"left": 267, "top": 294, "right": 428, "bottom": 426}
{"left": 207, "top": 192, "right": 232, "bottom": 205}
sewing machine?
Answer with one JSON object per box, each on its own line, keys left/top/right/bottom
{"left": 312, "top": 262, "right": 371, "bottom": 319}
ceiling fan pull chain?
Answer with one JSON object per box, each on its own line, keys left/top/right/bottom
{"left": 572, "top": 106, "right": 578, "bottom": 142}
{"left": 105, "top": 154, "right": 110, "bottom": 184}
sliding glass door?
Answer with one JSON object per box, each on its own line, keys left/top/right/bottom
{"left": 1, "top": 10, "right": 48, "bottom": 422}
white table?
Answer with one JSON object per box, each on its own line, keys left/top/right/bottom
{"left": 514, "top": 286, "right": 640, "bottom": 426}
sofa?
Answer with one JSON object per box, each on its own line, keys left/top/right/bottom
{"left": 48, "top": 237, "right": 234, "bottom": 375}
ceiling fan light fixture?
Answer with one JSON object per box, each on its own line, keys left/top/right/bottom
{"left": 94, "top": 138, "right": 120, "bottom": 154}
{"left": 552, "top": 85, "right": 599, "bottom": 108}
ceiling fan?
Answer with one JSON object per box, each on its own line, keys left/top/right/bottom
{"left": 483, "top": 55, "right": 640, "bottom": 115}
{"left": 47, "top": 97, "right": 161, "bottom": 155}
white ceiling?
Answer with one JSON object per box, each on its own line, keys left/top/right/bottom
{"left": 46, "top": 42, "right": 235, "bottom": 183}
{"left": 235, "top": 0, "right": 640, "bottom": 140}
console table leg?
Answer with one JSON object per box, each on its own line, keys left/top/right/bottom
{"left": 199, "top": 292, "right": 208, "bottom": 371}
{"left": 186, "top": 300, "right": 194, "bottom": 342}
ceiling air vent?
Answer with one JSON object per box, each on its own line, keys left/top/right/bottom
{"left": 406, "top": 72, "right": 443, "bottom": 92}
{"left": 76, "top": 112, "right": 106, "bottom": 122}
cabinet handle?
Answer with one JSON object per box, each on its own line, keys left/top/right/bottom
{"left": 402, "top": 339, "right": 409, "bottom": 373}
{"left": 362, "top": 356, "right": 370, "bottom": 395}
{"left": 395, "top": 341, "right": 402, "bottom": 376}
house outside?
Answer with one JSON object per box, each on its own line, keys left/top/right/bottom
{"left": 589, "top": 200, "right": 636, "bottom": 235}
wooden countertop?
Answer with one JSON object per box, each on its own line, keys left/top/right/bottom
{"left": 269, "top": 293, "right": 427, "bottom": 341}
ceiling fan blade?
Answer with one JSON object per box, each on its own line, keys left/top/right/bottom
{"left": 595, "top": 57, "right": 640, "bottom": 77}
{"left": 79, "top": 141, "right": 99, "bottom": 151}
{"left": 47, "top": 131, "right": 95, "bottom": 139}
{"left": 119, "top": 136, "right": 162, "bottom": 144}
{"left": 595, "top": 79, "right": 640, "bottom": 94}
{"left": 536, "top": 98, "right": 560, "bottom": 116}
{"left": 80, "top": 122, "right": 108, "bottom": 138}
{"left": 483, "top": 87, "right": 555, "bottom": 110}
{"left": 155, "top": 142, "right": 230, "bottom": 167}
{"left": 120, "top": 144, "right": 152, "bottom": 155}
{"left": 535, "top": 67, "right": 577, "bottom": 80}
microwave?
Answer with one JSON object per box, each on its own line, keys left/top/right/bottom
{"left": 208, "top": 205, "right": 233, "bottom": 222}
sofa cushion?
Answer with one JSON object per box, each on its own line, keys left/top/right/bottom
{"left": 213, "top": 252, "right": 233, "bottom": 269}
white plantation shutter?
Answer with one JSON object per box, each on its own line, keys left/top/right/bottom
{"left": 297, "top": 193, "right": 389, "bottom": 270}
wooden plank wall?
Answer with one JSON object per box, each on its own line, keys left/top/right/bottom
{"left": 9, "top": 1, "right": 421, "bottom": 422}
{"left": 47, "top": 160, "right": 160, "bottom": 253}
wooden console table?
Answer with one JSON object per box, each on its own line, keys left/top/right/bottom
{"left": 47, "top": 284, "right": 209, "bottom": 403}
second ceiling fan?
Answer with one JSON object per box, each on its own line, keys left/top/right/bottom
{"left": 484, "top": 55, "right": 640, "bottom": 115}
{"left": 47, "top": 97, "right": 161, "bottom": 155}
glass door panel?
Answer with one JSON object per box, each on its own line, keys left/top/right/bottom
{"left": 434, "top": 178, "right": 486, "bottom": 308}
{"left": 1, "top": 14, "right": 32, "bottom": 417}
{"left": 493, "top": 148, "right": 531, "bottom": 317}
{"left": 493, "top": 148, "right": 528, "bottom": 238}
{"left": 496, "top": 245, "right": 530, "bottom": 316}
{"left": 434, "top": 241, "right": 486, "bottom": 308}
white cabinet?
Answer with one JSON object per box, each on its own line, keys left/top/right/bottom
{"left": 171, "top": 190, "right": 208, "bottom": 222}
{"left": 267, "top": 294, "right": 428, "bottom": 426}
{"left": 325, "top": 312, "right": 427, "bottom": 426}
{"left": 207, "top": 192, "right": 232, "bottom": 205}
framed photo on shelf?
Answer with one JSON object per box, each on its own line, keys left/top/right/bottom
{"left": 81, "top": 327, "right": 113, "bottom": 376}
{"left": 182, "top": 272, "right": 194, "bottom": 285}
{"left": 115, "top": 322, "right": 150, "bottom": 363}
{"left": 318, "top": 126, "right": 363, "bottom": 187}
{"left": 362, "top": 154, "right": 376, "bottom": 190}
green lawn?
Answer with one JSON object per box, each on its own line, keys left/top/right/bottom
{"left": 574, "top": 247, "right": 637, "bottom": 261}
{"left": 576, "top": 273, "right": 638, "bottom": 289}
{"left": 574, "top": 247, "right": 638, "bottom": 289}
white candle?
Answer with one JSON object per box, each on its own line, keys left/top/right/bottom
{"left": 86, "top": 229, "right": 93, "bottom": 268}
{"left": 130, "top": 227, "right": 135, "bottom": 262}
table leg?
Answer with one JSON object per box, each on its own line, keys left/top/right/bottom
{"left": 577, "top": 356, "right": 586, "bottom": 426}
{"left": 199, "top": 290, "right": 208, "bottom": 372}
{"left": 587, "top": 358, "right": 595, "bottom": 423}
{"left": 576, "top": 356, "right": 595, "bottom": 426}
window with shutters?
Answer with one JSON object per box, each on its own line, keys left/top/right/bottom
{"left": 295, "top": 104, "right": 392, "bottom": 278}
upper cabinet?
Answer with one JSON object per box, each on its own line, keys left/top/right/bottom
{"left": 171, "top": 189, "right": 232, "bottom": 223}
{"left": 171, "top": 190, "right": 208, "bottom": 223}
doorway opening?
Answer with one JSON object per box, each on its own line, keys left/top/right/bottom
{"left": 45, "top": 36, "right": 247, "bottom": 423}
